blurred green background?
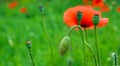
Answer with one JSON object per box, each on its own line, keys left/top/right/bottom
{"left": 0, "top": 0, "right": 120, "bottom": 66}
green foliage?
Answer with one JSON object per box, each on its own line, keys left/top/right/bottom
{"left": 0, "top": 0, "right": 120, "bottom": 66}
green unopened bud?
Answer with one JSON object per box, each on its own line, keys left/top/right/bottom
{"left": 39, "top": 5, "right": 44, "bottom": 13}
{"left": 59, "top": 36, "right": 70, "bottom": 56}
{"left": 92, "top": 14, "right": 100, "bottom": 26}
{"left": 77, "top": 11, "right": 82, "bottom": 21}
{"left": 26, "top": 40, "right": 32, "bottom": 49}
{"left": 112, "top": 53, "right": 118, "bottom": 66}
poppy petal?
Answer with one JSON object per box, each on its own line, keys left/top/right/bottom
{"left": 63, "top": 5, "right": 108, "bottom": 29}
{"left": 64, "top": 8, "right": 77, "bottom": 27}
{"left": 97, "top": 18, "right": 108, "bottom": 27}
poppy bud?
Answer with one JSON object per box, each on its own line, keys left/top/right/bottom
{"left": 59, "top": 36, "right": 70, "bottom": 56}
{"left": 26, "top": 40, "right": 32, "bottom": 49}
{"left": 92, "top": 14, "right": 100, "bottom": 26}
{"left": 112, "top": 53, "right": 118, "bottom": 66}
{"left": 39, "top": 5, "right": 44, "bottom": 13}
{"left": 77, "top": 11, "right": 82, "bottom": 21}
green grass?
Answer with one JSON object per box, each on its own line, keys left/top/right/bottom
{"left": 0, "top": 0, "right": 120, "bottom": 66}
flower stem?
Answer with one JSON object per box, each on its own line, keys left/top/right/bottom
{"left": 78, "top": 26, "right": 86, "bottom": 66}
{"left": 41, "top": 12, "right": 54, "bottom": 65}
{"left": 67, "top": 25, "right": 86, "bottom": 66}
{"left": 84, "top": 27, "right": 88, "bottom": 41}
{"left": 28, "top": 48, "right": 35, "bottom": 66}
{"left": 67, "top": 25, "right": 78, "bottom": 36}
{"left": 84, "top": 41, "right": 97, "bottom": 66}
{"left": 79, "top": 27, "right": 98, "bottom": 66}
{"left": 68, "top": 46, "right": 73, "bottom": 66}
{"left": 94, "top": 27, "right": 100, "bottom": 66}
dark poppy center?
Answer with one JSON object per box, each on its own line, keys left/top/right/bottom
{"left": 80, "top": 23, "right": 91, "bottom": 28}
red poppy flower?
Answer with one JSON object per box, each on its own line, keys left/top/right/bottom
{"left": 20, "top": 7, "right": 27, "bottom": 13}
{"left": 9, "top": 3, "right": 15, "bottom": 9}
{"left": 63, "top": 5, "right": 108, "bottom": 29}
{"left": 8, "top": 1, "right": 18, "bottom": 9}
{"left": 92, "top": 0, "right": 104, "bottom": 7}
{"left": 100, "top": 5, "right": 110, "bottom": 12}
{"left": 116, "top": 7, "right": 120, "bottom": 12}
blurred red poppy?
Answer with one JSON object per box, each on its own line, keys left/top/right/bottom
{"left": 100, "top": 5, "right": 110, "bottom": 12}
{"left": 20, "top": 7, "right": 27, "bottom": 13}
{"left": 116, "top": 7, "right": 120, "bottom": 12}
{"left": 63, "top": 5, "right": 108, "bottom": 29}
{"left": 8, "top": 1, "right": 18, "bottom": 9}
{"left": 92, "top": 0, "right": 104, "bottom": 7}
{"left": 9, "top": 4, "right": 14, "bottom": 9}
{"left": 12, "top": 1, "right": 18, "bottom": 6}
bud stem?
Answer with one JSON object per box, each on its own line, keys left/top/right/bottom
{"left": 28, "top": 48, "right": 35, "bottom": 66}
{"left": 67, "top": 25, "right": 78, "bottom": 36}
{"left": 40, "top": 9, "right": 54, "bottom": 65}
{"left": 68, "top": 46, "right": 73, "bottom": 66}
{"left": 84, "top": 41, "right": 97, "bottom": 66}
{"left": 67, "top": 25, "right": 86, "bottom": 66}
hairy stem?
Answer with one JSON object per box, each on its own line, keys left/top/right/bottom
{"left": 41, "top": 12, "right": 54, "bottom": 65}
{"left": 84, "top": 41, "right": 97, "bottom": 66}
{"left": 78, "top": 26, "right": 86, "bottom": 66}
{"left": 94, "top": 27, "right": 100, "bottom": 66}
{"left": 28, "top": 48, "right": 35, "bottom": 66}
{"left": 84, "top": 27, "right": 88, "bottom": 41}
{"left": 67, "top": 25, "right": 86, "bottom": 66}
